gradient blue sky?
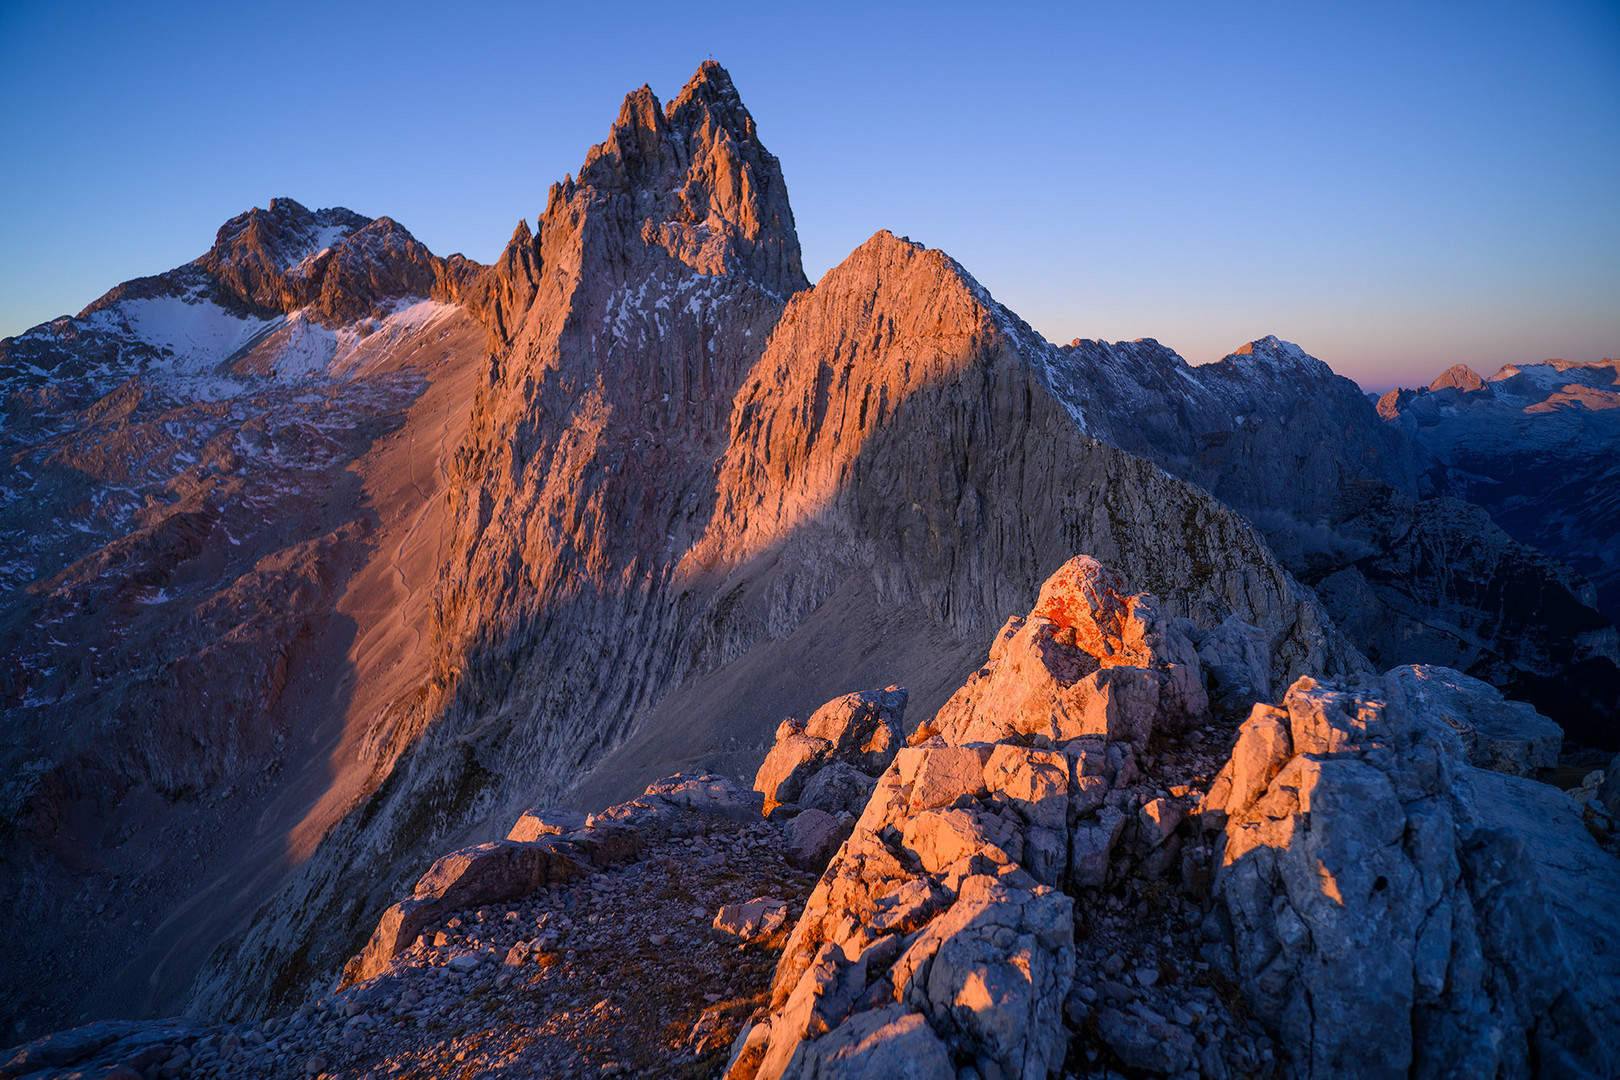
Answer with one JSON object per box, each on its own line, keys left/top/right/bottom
{"left": 2, "top": 0, "right": 1616, "bottom": 391}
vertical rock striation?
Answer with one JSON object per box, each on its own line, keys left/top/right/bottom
{"left": 191, "top": 72, "right": 1356, "bottom": 1021}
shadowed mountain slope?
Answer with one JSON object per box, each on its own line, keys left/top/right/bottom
{"left": 1039, "top": 336, "right": 1620, "bottom": 747}
{"left": 1, "top": 61, "right": 1612, "bottom": 1046}
{"left": 1380, "top": 358, "right": 1620, "bottom": 625}
{"left": 187, "top": 68, "right": 1359, "bottom": 1022}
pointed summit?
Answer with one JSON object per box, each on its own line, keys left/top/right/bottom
{"left": 549, "top": 60, "right": 804, "bottom": 297}
{"left": 666, "top": 60, "right": 752, "bottom": 136}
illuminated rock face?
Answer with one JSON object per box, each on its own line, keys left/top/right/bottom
{"left": 740, "top": 559, "right": 1239, "bottom": 1080}
{"left": 3, "top": 58, "right": 1613, "bottom": 1053}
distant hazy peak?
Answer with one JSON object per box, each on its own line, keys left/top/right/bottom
{"left": 1225, "top": 334, "right": 1315, "bottom": 367}
{"left": 1430, "top": 363, "right": 1486, "bottom": 392}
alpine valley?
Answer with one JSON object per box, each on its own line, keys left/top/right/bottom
{"left": 2, "top": 63, "right": 1617, "bottom": 1080}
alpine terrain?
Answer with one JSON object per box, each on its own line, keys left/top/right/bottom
{"left": 2, "top": 62, "right": 1616, "bottom": 1080}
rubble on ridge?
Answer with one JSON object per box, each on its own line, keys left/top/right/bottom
{"left": 8, "top": 555, "right": 1615, "bottom": 1080}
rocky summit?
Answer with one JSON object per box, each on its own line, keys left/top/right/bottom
{"left": 2, "top": 60, "right": 1617, "bottom": 1079}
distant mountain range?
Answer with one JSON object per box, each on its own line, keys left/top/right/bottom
{"left": 2, "top": 60, "right": 1615, "bottom": 1073}
{"left": 1378, "top": 358, "right": 1620, "bottom": 626}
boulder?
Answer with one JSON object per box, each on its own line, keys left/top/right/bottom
{"left": 930, "top": 556, "right": 1206, "bottom": 746}
{"left": 1216, "top": 670, "right": 1620, "bottom": 1079}
{"left": 756, "top": 689, "right": 908, "bottom": 811}
{"left": 507, "top": 807, "right": 588, "bottom": 842}
{"left": 1383, "top": 664, "right": 1560, "bottom": 776}
{"left": 712, "top": 898, "right": 791, "bottom": 945}
{"left": 1069, "top": 806, "right": 1126, "bottom": 888}
{"left": 785, "top": 809, "right": 851, "bottom": 871}
{"left": 1191, "top": 614, "right": 1273, "bottom": 715}
{"left": 594, "top": 773, "right": 765, "bottom": 826}
{"left": 1202, "top": 704, "right": 1292, "bottom": 827}
{"left": 1095, "top": 1006, "right": 1196, "bottom": 1075}
{"left": 347, "top": 839, "right": 587, "bottom": 985}
{"left": 756, "top": 726, "right": 837, "bottom": 811}
{"left": 801, "top": 687, "right": 908, "bottom": 775}
{"left": 799, "top": 762, "right": 878, "bottom": 816}
{"left": 777, "top": 1003, "right": 952, "bottom": 1079}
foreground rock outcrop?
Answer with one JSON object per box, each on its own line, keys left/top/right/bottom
{"left": 729, "top": 557, "right": 1619, "bottom": 1079}
{"left": 1212, "top": 672, "right": 1620, "bottom": 1077}
{"left": 731, "top": 557, "right": 1256, "bottom": 1079}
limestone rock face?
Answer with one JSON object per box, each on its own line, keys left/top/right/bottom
{"left": 736, "top": 558, "right": 1232, "bottom": 1080}
{"left": 1215, "top": 671, "right": 1620, "bottom": 1079}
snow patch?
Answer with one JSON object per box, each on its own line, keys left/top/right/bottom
{"left": 97, "top": 296, "right": 272, "bottom": 375}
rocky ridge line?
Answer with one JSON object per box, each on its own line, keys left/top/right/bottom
{"left": 6, "top": 557, "right": 1616, "bottom": 1079}
{"left": 189, "top": 70, "right": 1364, "bottom": 1027}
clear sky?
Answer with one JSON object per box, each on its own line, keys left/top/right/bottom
{"left": 2, "top": 0, "right": 1616, "bottom": 391}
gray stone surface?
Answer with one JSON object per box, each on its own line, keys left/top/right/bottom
{"left": 1383, "top": 664, "right": 1561, "bottom": 776}
{"left": 1216, "top": 671, "right": 1620, "bottom": 1079}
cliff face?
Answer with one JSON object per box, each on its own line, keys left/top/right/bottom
{"left": 188, "top": 70, "right": 1359, "bottom": 1022}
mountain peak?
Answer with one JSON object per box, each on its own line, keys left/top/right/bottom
{"left": 1430, "top": 363, "right": 1486, "bottom": 392}
{"left": 666, "top": 60, "right": 748, "bottom": 132}
{"left": 1229, "top": 334, "right": 1308, "bottom": 362}
{"left": 206, "top": 199, "right": 371, "bottom": 273}
{"left": 548, "top": 60, "right": 805, "bottom": 297}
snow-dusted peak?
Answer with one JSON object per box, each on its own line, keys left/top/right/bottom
{"left": 206, "top": 198, "right": 371, "bottom": 274}
{"left": 1224, "top": 334, "right": 1316, "bottom": 368}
